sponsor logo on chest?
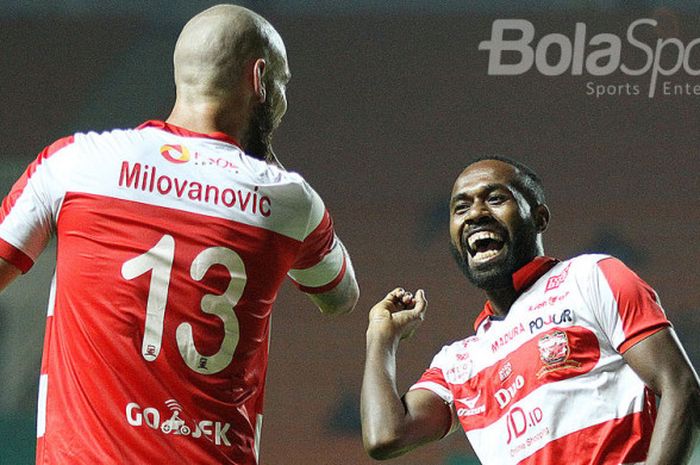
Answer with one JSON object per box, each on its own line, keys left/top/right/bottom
{"left": 528, "top": 308, "right": 573, "bottom": 334}
{"left": 456, "top": 390, "right": 487, "bottom": 417}
{"left": 494, "top": 374, "right": 526, "bottom": 409}
{"left": 544, "top": 264, "right": 571, "bottom": 292}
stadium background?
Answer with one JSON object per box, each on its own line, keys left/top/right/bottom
{"left": 0, "top": 1, "right": 698, "bottom": 463}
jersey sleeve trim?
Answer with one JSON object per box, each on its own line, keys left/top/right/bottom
{"left": 292, "top": 252, "right": 347, "bottom": 294}
{"left": 408, "top": 381, "right": 454, "bottom": 404}
{"left": 0, "top": 238, "right": 33, "bottom": 273}
{"left": 288, "top": 236, "right": 345, "bottom": 286}
{"left": 618, "top": 323, "right": 670, "bottom": 354}
{"left": 596, "top": 257, "right": 671, "bottom": 353}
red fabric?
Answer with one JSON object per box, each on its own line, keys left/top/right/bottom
{"left": 292, "top": 210, "right": 335, "bottom": 269}
{"left": 597, "top": 257, "right": 671, "bottom": 353}
{"left": 474, "top": 256, "right": 559, "bottom": 331}
{"left": 518, "top": 408, "right": 654, "bottom": 465}
{"left": 0, "top": 238, "right": 33, "bottom": 273}
{"left": 37, "top": 192, "right": 300, "bottom": 464}
{"left": 295, "top": 257, "right": 347, "bottom": 294}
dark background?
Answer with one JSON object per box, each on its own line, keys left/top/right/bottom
{"left": 0, "top": 2, "right": 698, "bottom": 464}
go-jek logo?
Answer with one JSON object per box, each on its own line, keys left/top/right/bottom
{"left": 125, "top": 399, "right": 232, "bottom": 446}
{"left": 160, "top": 144, "right": 191, "bottom": 164}
{"left": 479, "top": 18, "right": 700, "bottom": 98}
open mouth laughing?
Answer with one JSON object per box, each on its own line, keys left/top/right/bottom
{"left": 465, "top": 229, "right": 507, "bottom": 264}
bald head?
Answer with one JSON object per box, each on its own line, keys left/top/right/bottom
{"left": 173, "top": 4, "right": 287, "bottom": 100}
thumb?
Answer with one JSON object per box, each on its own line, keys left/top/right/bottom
{"left": 413, "top": 289, "right": 427, "bottom": 319}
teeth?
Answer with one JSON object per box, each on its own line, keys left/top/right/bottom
{"left": 473, "top": 249, "right": 501, "bottom": 261}
{"left": 467, "top": 231, "right": 501, "bottom": 250}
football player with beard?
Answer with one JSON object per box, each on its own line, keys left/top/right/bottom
{"left": 0, "top": 5, "right": 358, "bottom": 464}
{"left": 361, "top": 157, "right": 700, "bottom": 465}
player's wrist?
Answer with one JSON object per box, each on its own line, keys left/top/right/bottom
{"left": 366, "top": 324, "right": 401, "bottom": 351}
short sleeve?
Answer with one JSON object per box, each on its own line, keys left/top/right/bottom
{"left": 0, "top": 136, "right": 72, "bottom": 272}
{"left": 286, "top": 183, "right": 347, "bottom": 294}
{"left": 408, "top": 346, "right": 455, "bottom": 404}
{"left": 590, "top": 257, "right": 670, "bottom": 354}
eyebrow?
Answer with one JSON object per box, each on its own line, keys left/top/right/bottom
{"left": 450, "top": 183, "right": 511, "bottom": 206}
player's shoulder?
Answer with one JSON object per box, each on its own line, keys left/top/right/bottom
{"left": 240, "top": 156, "right": 322, "bottom": 205}
{"left": 237, "top": 154, "right": 307, "bottom": 186}
{"left": 560, "top": 253, "right": 615, "bottom": 276}
{"left": 55, "top": 125, "right": 146, "bottom": 156}
{"left": 556, "top": 254, "right": 644, "bottom": 293}
{"left": 431, "top": 334, "right": 481, "bottom": 366}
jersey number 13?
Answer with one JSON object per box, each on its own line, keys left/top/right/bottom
{"left": 121, "top": 234, "right": 245, "bottom": 375}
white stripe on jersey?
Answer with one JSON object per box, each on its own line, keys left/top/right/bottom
{"left": 35, "top": 128, "right": 325, "bottom": 242}
{"left": 37, "top": 374, "right": 48, "bottom": 438}
{"left": 288, "top": 238, "right": 345, "bottom": 287}
{"left": 411, "top": 381, "right": 454, "bottom": 404}
{"left": 467, "top": 362, "right": 647, "bottom": 464}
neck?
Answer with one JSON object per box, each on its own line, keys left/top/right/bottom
{"left": 166, "top": 95, "right": 249, "bottom": 144}
{"left": 483, "top": 252, "right": 555, "bottom": 317}
{"left": 484, "top": 285, "right": 518, "bottom": 317}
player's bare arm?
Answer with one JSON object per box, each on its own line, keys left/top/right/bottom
{"left": 361, "top": 289, "right": 453, "bottom": 459}
{"left": 623, "top": 327, "right": 700, "bottom": 465}
{"left": 0, "top": 258, "right": 21, "bottom": 293}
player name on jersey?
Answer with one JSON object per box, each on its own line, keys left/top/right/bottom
{"left": 119, "top": 162, "right": 272, "bottom": 217}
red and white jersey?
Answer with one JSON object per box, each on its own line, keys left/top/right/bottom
{"left": 0, "top": 121, "right": 349, "bottom": 465}
{"left": 410, "top": 255, "right": 670, "bottom": 465}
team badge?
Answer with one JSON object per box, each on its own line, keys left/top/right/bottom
{"left": 536, "top": 329, "right": 581, "bottom": 378}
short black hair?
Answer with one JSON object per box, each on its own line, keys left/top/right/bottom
{"left": 464, "top": 155, "right": 545, "bottom": 208}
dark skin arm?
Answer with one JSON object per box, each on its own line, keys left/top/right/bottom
{"left": 623, "top": 327, "right": 700, "bottom": 465}
{"left": 361, "top": 288, "right": 454, "bottom": 460}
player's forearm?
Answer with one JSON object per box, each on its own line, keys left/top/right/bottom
{"left": 645, "top": 381, "right": 700, "bottom": 464}
{"left": 307, "top": 266, "right": 359, "bottom": 315}
{"left": 361, "top": 331, "right": 411, "bottom": 460}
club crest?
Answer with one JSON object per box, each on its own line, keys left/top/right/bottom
{"left": 536, "top": 329, "right": 581, "bottom": 377}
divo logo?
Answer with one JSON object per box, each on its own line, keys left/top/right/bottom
{"left": 479, "top": 18, "right": 700, "bottom": 98}
{"left": 160, "top": 144, "right": 191, "bottom": 164}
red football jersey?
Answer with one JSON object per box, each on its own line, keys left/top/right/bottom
{"left": 0, "top": 121, "right": 349, "bottom": 464}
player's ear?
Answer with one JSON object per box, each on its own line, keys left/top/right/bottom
{"left": 252, "top": 58, "right": 267, "bottom": 103}
{"left": 534, "top": 204, "right": 550, "bottom": 233}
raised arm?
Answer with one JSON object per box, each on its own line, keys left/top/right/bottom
{"left": 623, "top": 327, "right": 700, "bottom": 465}
{"left": 361, "top": 288, "right": 454, "bottom": 460}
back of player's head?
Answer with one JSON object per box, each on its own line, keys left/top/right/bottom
{"left": 464, "top": 155, "right": 546, "bottom": 209}
{"left": 173, "top": 4, "right": 286, "bottom": 99}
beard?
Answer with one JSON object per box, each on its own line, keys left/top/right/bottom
{"left": 450, "top": 219, "right": 539, "bottom": 290}
{"left": 242, "top": 99, "right": 275, "bottom": 162}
